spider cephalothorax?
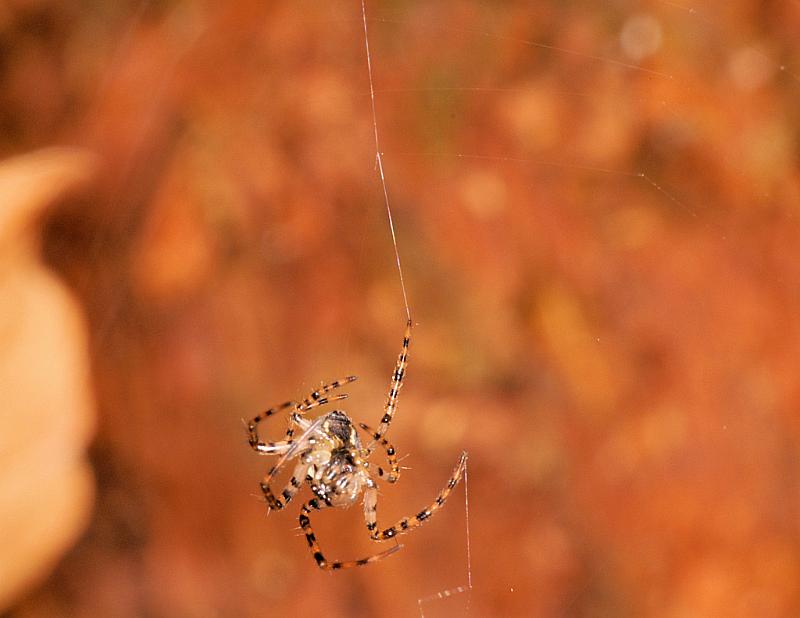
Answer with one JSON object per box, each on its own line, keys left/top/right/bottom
{"left": 246, "top": 320, "right": 467, "bottom": 569}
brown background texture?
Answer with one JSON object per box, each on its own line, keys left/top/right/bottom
{"left": 2, "top": 0, "right": 800, "bottom": 616}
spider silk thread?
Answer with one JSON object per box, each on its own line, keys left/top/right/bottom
{"left": 361, "top": 0, "right": 411, "bottom": 322}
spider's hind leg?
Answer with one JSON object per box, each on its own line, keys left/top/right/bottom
{"left": 364, "top": 452, "right": 467, "bottom": 541}
{"left": 299, "top": 499, "right": 402, "bottom": 570}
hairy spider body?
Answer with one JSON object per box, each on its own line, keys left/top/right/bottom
{"left": 247, "top": 320, "right": 467, "bottom": 570}
{"left": 306, "top": 412, "right": 367, "bottom": 507}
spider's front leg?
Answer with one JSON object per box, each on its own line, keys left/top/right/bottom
{"left": 364, "top": 452, "right": 467, "bottom": 541}
{"left": 247, "top": 400, "right": 300, "bottom": 454}
{"left": 247, "top": 376, "right": 356, "bottom": 454}
{"left": 299, "top": 375, "right": 358, "bottom": 410}
{"left": 298, "top": 498, "right": 402, "bottom": 570}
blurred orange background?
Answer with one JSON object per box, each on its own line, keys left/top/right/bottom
{"left": 2, "top": 0, "right": 800, "bottom": 616}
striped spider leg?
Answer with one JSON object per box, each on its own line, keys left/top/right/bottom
{"left": 246, "top": 375, "right": 358, "bottom": 454}
{"left": 368, "top": 318, "right": 412, "bottom": 446}
{"left": 299, "top": 496, "right": 403, "bottom": 570}
{"left": 363, "top": 451, "right": 467, "bottom": 541}
{"left": 358, "top": 421, "right": 400, "bottom": 482}
{"left": 299, "top": 451, "right": 467, "bottom": 570}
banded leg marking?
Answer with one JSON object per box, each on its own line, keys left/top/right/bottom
{"left": 358, "top": 422, "right": 400, "bottom": 482}
{"left": 364, "top": 452, "right": 467, "bottom": 540}
{"left": 299, "top": 376, "right": 358, "bottom": 411}
{"left": 372, "top": 319, "right": 411, "bottom": 444}
{"left": 299, "top": 499, "right": 402, "bottom": 570}
{"left": 247, "top": 400, "right": 299, "bottom": 454}
{"left": 260, "top": 461, "right": 309, "bottom": 511}
{"left": 248, "top": 376, "right": 357, "bottom": 453}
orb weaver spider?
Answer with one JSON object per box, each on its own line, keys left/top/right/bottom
{"left": 246, "top": 319, "right": 467, "bottom": 570}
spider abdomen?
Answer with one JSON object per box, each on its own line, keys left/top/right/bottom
{"left": 309, "top": 448, "right": 366, "bottom": 507}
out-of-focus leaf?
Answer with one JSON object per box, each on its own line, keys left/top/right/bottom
{"left": 0, "top": 148, "right": 96, "bottom": 611}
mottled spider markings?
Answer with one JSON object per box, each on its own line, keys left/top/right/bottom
{"left": 246, "top": 319, "right": 467, "bottom": 569}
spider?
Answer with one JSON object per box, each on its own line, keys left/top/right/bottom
{"left": 246, "top": 319, "right": 467, "bottom": 570}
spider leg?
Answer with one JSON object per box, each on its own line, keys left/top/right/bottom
{"left": 248, "top": 391, "right": 351, "bottom": 454}
{"left": 247, "top": 377, "right": 357, "bottom": 454}
{"left": 299, "top": 498, "right": 402, "bottom": 570}
{"left": 357, "top": 422, "right": 400, "bottom": 483}
{"left": 260, "top": 461, "right": 310, "bottom": 511}
{"left": 298, "top": 392, "right": 350, "bottom": 414}
{"left": 299, "top": 375, "right": 358, "bottom": 411}
{"left": 371, "top": 319, "right": 411, "bottom": 445}
{"left": 257, "top": 414, "right": 330, "bottom": 508}
{"left": 247, "top": 400, "right": 300, "bottom": 454}
{"left": 364, "top": 452, "right": 467, "bottom": 541}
